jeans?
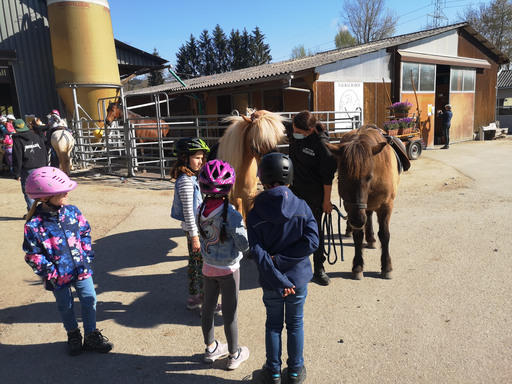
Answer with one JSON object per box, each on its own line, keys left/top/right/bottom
{"left": 442, "top": 124, "right": 451, "bottom": 146}
{"left": 262, "top": 283, "right": 308, "bottom": 374}
{"left": 53, "top": 277, "right": 97, "bottom": 335}
{"left": 20, "top": 168, "right": 36, "bottom": 212}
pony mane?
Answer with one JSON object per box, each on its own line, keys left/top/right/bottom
{"left": 218, "top": 109, "right": 286, "bottom": 173}
{"left": 338, "top": 131, "right": 375, "bottom": 180}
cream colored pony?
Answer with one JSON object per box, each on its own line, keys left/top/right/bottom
{"left": 217, "top": 109, "right": 287, "bottom": 223}
{"left": 51, "top": 129, "right": 75, "bottom": 176}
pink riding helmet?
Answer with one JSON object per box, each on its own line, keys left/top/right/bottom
{"left": 52, "top": 109, "right": 60, "bottom": 116}
{"left": 3, "top": 135, "right": 13, "bottom": 145}
{"left": 198, "top": 160, "right": 236, "bottom": 196}
{"left": 25, "top": 167, "right": 77, "bottom": 199}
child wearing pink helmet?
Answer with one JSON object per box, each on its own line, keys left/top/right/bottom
{"left": 196, "top": 159, "right": 250, "bottom": 370}
{"left": 23, "top": 167, "right": 113, "bottom": 356}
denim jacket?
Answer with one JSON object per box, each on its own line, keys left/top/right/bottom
{"left": 198, "top": 203, "right": 249, "bottom": 267}
{"left": 171, "top": 174, "right": 203, "bottom": 235}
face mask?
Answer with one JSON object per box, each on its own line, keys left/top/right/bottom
{"left": 293, "top": 133, "right": 305, "bottom": 140}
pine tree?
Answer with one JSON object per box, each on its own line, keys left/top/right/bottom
{"left": 198, "top": 29, "right": 215, "bottom": 76}
{"left": 229, "top": 29, "right": 242, "bottom": 71}
{"left": 147, "top": 48, "right": 164, "bottom": 86}
{"left": 250, "top": 27, "right": 272, "bottom": 66}
{"left": 212, "top": 24, "right": 229, "bottom": 74}
{"left": 175, "top": 35, "right": 200, "bottom": 79}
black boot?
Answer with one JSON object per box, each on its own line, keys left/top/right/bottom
{"left": 311, "top": 266, "right": 331, "bottom": 286}
{"left": 67, "top": 328, "right": 83, "bottom": 356}
{"left": 83, "top": 329, "right": 114, "bottom": 353}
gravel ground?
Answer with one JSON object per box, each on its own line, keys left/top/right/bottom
{"left": 0, "top": 138, "right": 511, "bottom": 384}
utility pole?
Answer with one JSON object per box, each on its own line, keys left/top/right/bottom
{"left": 427, "top": 0, "right": 449, "bottom": 28}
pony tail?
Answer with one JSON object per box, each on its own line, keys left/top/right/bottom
{"left": 315, "top": 122, "right": 325, "bottom": 133}
{"left": 25, "top": 199, "right": 40, "bottom": 223}
{"left": 197, "top": 198, "right": 208, "bottom": 240}
{"left": 219, "top": 197, "right": 229, "bottom": 244}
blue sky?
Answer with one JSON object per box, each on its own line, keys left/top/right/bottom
{"left": 109, "top": 0, "right": 490, "bottom": 66}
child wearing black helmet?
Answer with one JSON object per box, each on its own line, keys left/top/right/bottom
{"left": 170, "top": 137, "right": 214, "bottom": 312}
{"left": 247, "top": 153, "right": 319, "bottom": 384}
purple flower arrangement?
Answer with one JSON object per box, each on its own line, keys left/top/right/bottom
{"left": 389, "top": 101, "right": 413, "bottom": 113}
{"left": 383, "top": 117, "right": 415, "bottom": 132}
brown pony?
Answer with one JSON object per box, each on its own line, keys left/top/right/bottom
{"left": 326, "top": 124, "right": 400, "bottom": 280}
{"left": 104, "top": 99, "right": 169, "bottom": 155}
{"left": 217, "top": 109, "right": 287, "bottom": 223}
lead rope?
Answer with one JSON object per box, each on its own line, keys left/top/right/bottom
{"left": 322, "top": 204, "right": 347, "bottom": 265}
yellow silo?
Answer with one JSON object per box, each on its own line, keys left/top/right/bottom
{"left": 47, "top": 0, "right": 120, "bottom": 125}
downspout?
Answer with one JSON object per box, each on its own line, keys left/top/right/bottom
{"left": 168, "top": 68, "right": 202, "bottom": 115}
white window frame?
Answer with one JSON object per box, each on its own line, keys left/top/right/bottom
{"left": 401, "top": 62, "right": 436, "bottom": 93}
{"left": 450, "top": 67, "right": 476, "bottom": 93}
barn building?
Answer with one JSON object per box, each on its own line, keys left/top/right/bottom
{"left": 497, "top": 70, "right": 512, "bottom": 131}
{"left": 128, "top": 22, "right": 509, "bottom": 148}
{"left": 0, "top": 0, "right": 167, "bottom": 120}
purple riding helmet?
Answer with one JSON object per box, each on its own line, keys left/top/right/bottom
{"left": 25, "top": 166, "right": 77, "bottom": 199}
{"left": 198, "top": 159, "right": 236, "bottom": 196}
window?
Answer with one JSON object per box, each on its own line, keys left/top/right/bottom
{"left": 450, "top": 68, "right": 475, "bottom": 92}
{"left": 497, "top": 98, "right": 512, "bottom": 115}
{"left": 402, "top": 63, "right": 435, "bottom": 92}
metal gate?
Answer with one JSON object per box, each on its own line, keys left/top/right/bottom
{"left": 71, "top": 93, "right": 362, "bottom": 180}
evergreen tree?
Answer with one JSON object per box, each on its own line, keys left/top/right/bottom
{"left": 239, "top": 28, "right": 252, "bottom": 69}
{"left": 250, "top": 27, "right": 272, "bottom": 66}
{"left": 175, "top": 35, "right": 200, "bottom": 79}
{"left": 229, "top": 29, "right": 243, "bottom": 70}
{"left": 212, "top": 24, "right": 229, "bottom": 73}
{"left": 147, "top": 48, "right": 164, "bottom": 86}
{"left": 198, "top": 29, "right": 215, "bottom": 76}
{"left": 335, "top": 26, "right": 358, "bottom": 48}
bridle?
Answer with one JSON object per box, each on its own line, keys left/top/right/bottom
{"left": 250, "top": 143, "right": 277, "bottom": 161}
{"left": 343, "top": 201, "right": 367, "bottom": 210}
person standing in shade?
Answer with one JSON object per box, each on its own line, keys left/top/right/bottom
{"left": 11, "top": 119, "right": 47, "bottom": 216}
{"left": 438, "top": 104, "right": 453, "bottom": 149}
{"left": 286, "top": 111, "right": 337, "bottom": 286}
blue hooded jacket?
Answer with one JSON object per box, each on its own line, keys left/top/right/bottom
{"left": 247, "top": 186, "right": 319, "bottom": 296}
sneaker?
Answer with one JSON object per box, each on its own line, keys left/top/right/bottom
{"left": 261, "top": 365, "right": 281, "bottom": 383}
{"left": 204, "top": 340, "right": 229, "bottom": 363}
{"left": 288, "top": 365, "right": 307, "bottom": 384}
{"left": 199, "top": 303, "right": 222, "bottom": 317}
{"left": 83, "top": 329, "right": 114, "bottom": 353}
{"left": 187, "top": 294, "right": 203, "bottom": 309}
{"left": 311, "top": 269, "right": 331, "bottom": 286}
{"left": 67, "top": 328, "right": 83, "bottom": 356}
{"left": 226, "top": 346, "right": 250, "bottom": 370}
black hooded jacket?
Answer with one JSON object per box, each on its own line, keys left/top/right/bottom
{"left": 12, "top": 130, "right": 47, "bottom": 178}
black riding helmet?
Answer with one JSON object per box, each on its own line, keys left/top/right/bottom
{"left": 258, "top": 153, "right": 294, "bottom": 186}
{"left": 172, "top": 137, "right": 210, "bottom": 157}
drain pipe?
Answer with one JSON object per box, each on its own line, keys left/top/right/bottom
{"left": 168, "top": 67, "right": 203, "bottom": 115}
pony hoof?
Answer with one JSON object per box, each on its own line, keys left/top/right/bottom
{"left": 381, "top": 271, "right": 393, "bottom": 279}
{"left": 352, "top": 271, "right": 364, "bottom": 280}
{"left": 366, "top": 242, "right": 377, "bottom": 249}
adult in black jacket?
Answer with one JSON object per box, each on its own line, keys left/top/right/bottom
{"left": 287, "top": 111, "right": 337, "bottom": 286}
{"left": 12, "top": 119, "right": 47, "bottom": 213}
{"left": 437, "top": 104, "right": 453, "bottom": 149}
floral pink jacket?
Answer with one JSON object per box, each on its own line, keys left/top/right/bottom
{"left": 24, "top": 205, "right": 95, "bottom": 291}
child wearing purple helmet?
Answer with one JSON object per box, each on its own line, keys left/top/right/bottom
{"left": 23, "top": 167, "right": 113, "bottom": 356}
{"left": 196, "top": 159, "right": 250, "bottom": 370}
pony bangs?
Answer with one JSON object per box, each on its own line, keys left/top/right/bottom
{"left": 340, "top": 138, "right": 373, "bottom": 180}
{"left": 217, "top": 116, "right": 249, "bottom": 172}
{"left": 247, "top": 112, "right": 286, "bottom": 154}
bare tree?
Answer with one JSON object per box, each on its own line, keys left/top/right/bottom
{"left": 340, "top": 0, "right": 398, "bottom": 44}
{"left": 457, "top": 0, "right": 512, "bottom": 66}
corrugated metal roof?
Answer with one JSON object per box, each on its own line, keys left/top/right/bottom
{"left": 498, "top": 70, "right": 512, "bottom": 88}
{"left": 129, "top": 22, "right": 509, "bottom": 97}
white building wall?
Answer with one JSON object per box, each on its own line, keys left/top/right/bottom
{"left": 397, "top": 30, "right": 459, "bottom": 56}
{"left": 316, "top": 49, "right": 392, "bottom": 83}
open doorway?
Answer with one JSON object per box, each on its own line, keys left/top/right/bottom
{"left": 434, "top": 65, "right": 450, "bottom": 144}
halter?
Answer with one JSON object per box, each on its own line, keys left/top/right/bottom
{"left": 343, "top": 201, "right": 368, "bottom": 210}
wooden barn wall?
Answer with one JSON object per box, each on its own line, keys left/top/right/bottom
{"left": 204, "top": 95, "right": 216, "bottom": 116}
{"left": 458, "top": 29, "right": 499, "bottom": 130}
{"left": 284, "top": 89, "right": 309, "bottom": 112}
{"left": 450, "top": 93, "right": 475, "bottom": 142}
{"left": 402, "top": 92, "right": 436, "bottom": 146}
{"left": 315, "top": 82, "right": 334, "bottom": 111}
{"left": 363, "top": 82, "right": 392, "bottom": 128}
{"left": 251, "top": 90, "right": 263, "bottom": 110}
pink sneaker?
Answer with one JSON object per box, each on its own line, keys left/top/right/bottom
{"left": 187, "top": 295, "right": 203, "bottom": 310}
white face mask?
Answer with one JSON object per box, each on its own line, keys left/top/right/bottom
{"left": 293, "top": 133, "right": 305, "bottom": 140}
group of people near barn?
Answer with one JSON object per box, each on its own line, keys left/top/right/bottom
{"left": 20, "top": 109, "right": 341, "bottom": 384}
{"left": 2, "top": 110, "right": 70, "bottom": 218}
